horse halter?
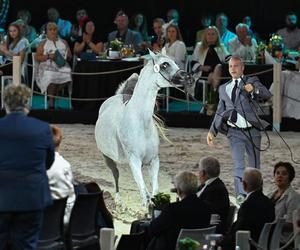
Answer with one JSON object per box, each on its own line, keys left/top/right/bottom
{"left": 151, "top": 58, "right": 193, "bottom": 87}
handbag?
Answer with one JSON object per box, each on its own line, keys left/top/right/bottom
{"left": 54, "top": 49, "right": 66, "bottom": 67}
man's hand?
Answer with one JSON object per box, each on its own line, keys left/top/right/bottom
{"left": 244, "top": 83, "right": 254, "bottom": 93}
{"left": 207, "top": 132, "right": 215, "bottom": 147}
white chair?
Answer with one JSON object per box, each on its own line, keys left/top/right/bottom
{"left": 1, "top": 75, "right": 13, "bottom": 109}
{"left": 1, "top": 52, "right": 29, "bottom": 109}
{"left": 31, "top": 52, "right": 47, "bottom": 109}
{"left": 175, "top": 225, "right": 216, "bottom": 250}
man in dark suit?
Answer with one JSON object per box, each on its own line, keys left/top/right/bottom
{"left": 220, "top": 168, "right": 275, "bottom": 250}
{"left": 207, "top": 56, "right": 272, "bottom": 197}
{"left": 147, "top": 171, "right": 212, "bottom": 250}
{"left": 197, "top": 156, "right": 230, "bottom": 233}
{"left": 0, "top": 84, "right": 55, "bottom": 249}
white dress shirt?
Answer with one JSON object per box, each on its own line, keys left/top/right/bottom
{"left": 226, "top": 77, "right": 252, "bottom": 128}
{"left": 161, "top": 40, "right": 187, "bottom": 70}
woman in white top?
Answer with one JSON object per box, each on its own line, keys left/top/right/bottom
{"left": 47, "top": 125, "right": 76, "bottom": 225}
{"left": 161, "top": 23, "right": 186, "bottom": 70}
{"left": 36, "top": 22, "right": 72, "bottom": 109}
{"left": 0, "top": 22, "right": 29, "bottom": 75}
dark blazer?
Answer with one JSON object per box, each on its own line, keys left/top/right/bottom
{"left": 221, "top": 190, "right": 275, "bottom": 250}
{"left": 209, "top": 75, "right": 272, "bottom": 136}
{"left": 198, "top": 178, "right": 230, "bottom": 233}
{"left": 0, "top": 112, "right": 55, "bottom": 211}
{"left": 147, "top": 194, "right": 212, "bottom": 250}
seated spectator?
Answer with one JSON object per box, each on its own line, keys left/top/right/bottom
{"left": 0, "top": 22, "right": 29, "bottom": 77}
{"left": 40, "top": 7, "right": 72, "bottom": 40}
{"left": 277, "top": 11, "right": 300, "bottom": 51}
{"left": 35, "top": 22, "right": 72, "bottom": 109}
{"left": 219, "top": 168, "right": 275, "bottom": 250}
{"left": 268, "top": 161, "right": 300, "bottom": 244}
{"left": 191, "top": 26, "right": 229, "bottom": 100}
{"left": 166, "top": 9, "right": 179, "bottom": 26}
{"left": 161, "top": 23, "right": 187, "bottom": 70}
{"left": 16, "top": 9, "right": 37, "bottom": 43}
{"left": 130, "top": 13, "right": 149, "bottom": 42}
{"left": 197, "top": 156, "right": 230, "bottom": 234}
{"left": 228, "top": 23, "right": 257, "bottom": 62}
{"left": 47, "top": 125, "right": 76, "bottom": 224}
{"left": 150, "top": 17, "right": 166, "bottom": 52}
{"left": 215, "top": 13, "right": 237, "bottom": 50}
{"left": 70, "top": 8, "right": 89, "bottom": 42}
{"left": 74, "top": 19, "right": 104, "bottom": 58}
{"left": 242, "top": 16, "right": 261, "bottom": 42}
{"left": 147, "top": 171, "right": 212, "bottom": 250}
{"left": 107, "top": 10, "right": 142, "bottom": 54}
{"left": 195, "top": 15, "right": 214, "bottom": 43}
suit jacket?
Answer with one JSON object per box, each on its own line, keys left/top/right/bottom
{"left": 147, "top": 194, "right": 212, "bottom": 250}
{"left": 0, "top": 112, "right": 55, "bottom": 211}
{"left": 107, "top": 28, "right": 142, "bottom": 53}
{"left": 198, "top": 178, "right": 230, "bottom": 233}
{"left": 221, "top": 190, "right": 275, "bottom": 250}
{"left": 209, "top": 75, "right": 272, "bottom": 136}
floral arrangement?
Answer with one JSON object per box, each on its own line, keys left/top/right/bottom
{"left": 109, "top": 38, "right": 123, "bottom": 51}
{"left": 178, "top": 237, "right": 200, "bottom": 250}
{"left": 268, "top": 34, "right": 284, "bottom": 59}
{"left": 255, "top": 42, "right": 267, "bottom": 64}
{"left": 269, "top": 34, "right": 283, "bottom": 46}
{"left": 151, "top": 192, "right": 171, "bottom": 208}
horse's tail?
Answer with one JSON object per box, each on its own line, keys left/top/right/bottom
{"left": 153, "top": 114, "right": 172, "bottom": 144}
{"left": 115, "top": 73, "right": 139, "bottom": 95}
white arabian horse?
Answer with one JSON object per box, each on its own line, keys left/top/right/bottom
{"left": 95, "top": 51, "right": 190, "bottom": 206}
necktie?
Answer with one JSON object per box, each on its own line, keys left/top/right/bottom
{"left": 231, "top": 80, "right": 238, "bottom": 123}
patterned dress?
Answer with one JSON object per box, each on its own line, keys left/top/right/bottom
{"left": 36, "top": 38, "right": 71, "bottom": 93}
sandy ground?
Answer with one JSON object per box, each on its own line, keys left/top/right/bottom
{"left": 56, "top": 124, "right": 300, "bottom": 237}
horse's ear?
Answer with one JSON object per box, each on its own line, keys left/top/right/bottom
{"left": 148, "top": 49, "right": 157, "bottom": 59}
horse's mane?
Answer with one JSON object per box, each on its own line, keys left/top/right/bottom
{"left": 115, "top": 73, "right": 139, "bottom": 95}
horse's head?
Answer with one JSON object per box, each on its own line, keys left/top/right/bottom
{"left": 148, "top": 50, "right": 193, "bottom": 88}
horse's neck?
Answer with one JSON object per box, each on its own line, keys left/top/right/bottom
{"left": 127, "top": 65, "right": 158, "bottom": 119}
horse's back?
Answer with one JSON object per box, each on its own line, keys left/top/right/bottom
{"left": 95, "top": 95, "right": 126, "bottom": 162}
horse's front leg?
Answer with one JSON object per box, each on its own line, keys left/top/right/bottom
{"left": 129, "top": 155, "right": 151, "bottom": 207}
{"left": 148, "top": 156, "right": 159, "bottom": 196}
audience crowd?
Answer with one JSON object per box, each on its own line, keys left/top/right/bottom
{"left": 0, "top": 6, "right": 300, "bottom": 250}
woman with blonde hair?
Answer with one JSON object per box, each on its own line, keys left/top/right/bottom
{"left": 191, "top": 26, "right": 229, "bottom": 100}
{"left": 35, "top": 22, "right": 72, "bottom": 109}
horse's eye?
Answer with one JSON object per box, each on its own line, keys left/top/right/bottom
{"left": 161, "top": 62, "right": 170, "bottom": 69}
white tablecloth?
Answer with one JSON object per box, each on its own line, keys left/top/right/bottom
{"left": 270, "top": 70, "right": 300, "bottom": 119}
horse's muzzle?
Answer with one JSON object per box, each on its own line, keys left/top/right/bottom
{"left": 172, "top": 70, "right": 194, "bottom": 86}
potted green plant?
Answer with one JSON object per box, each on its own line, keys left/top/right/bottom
{"left": 150, "top": 192, "right": 171, "bottom": 218}
{"left": 255, "top": 42, "right": 267, "bottom": 64}
{"left": 178, "top": 237, "right": 200, "bottom": 250}
{"left": 108, "top": 39, "right": 123, "bottom": 58}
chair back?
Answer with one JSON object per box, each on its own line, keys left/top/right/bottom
{"left": 37, "top": 197, "right": 67, "bottom": 249}
{"left": 224, "top": 205, "right": 237, "bottom": 233}
{"left": 269, "top": 218, "right": 285, "bottom": 249}
{"left": 176, "top": 226, "right": 217, "bottom": 250}
{"left": 116, "top": 232, "right": 146, "bottom": 250}
{"left": 66, "top": 192, "right": 101, "bottom": 249}
{"left": 258, "top": 219, "right": 277, "bottom": 249}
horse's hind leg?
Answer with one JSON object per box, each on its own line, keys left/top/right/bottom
{"left": 129, "top": 155, "right": 150, "bottom": 207}
{"left": 148, "top": 156, "right": 159, "bottom": 196}
{"left": 103, "top": 154, "right": 119, "bottom": 194}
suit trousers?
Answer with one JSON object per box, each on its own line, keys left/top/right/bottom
{"left": 227, "top": 127, "right": 261, "bottom": 196}
{"left": 0, "top": 210, "right": 43, "bottom": 250}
